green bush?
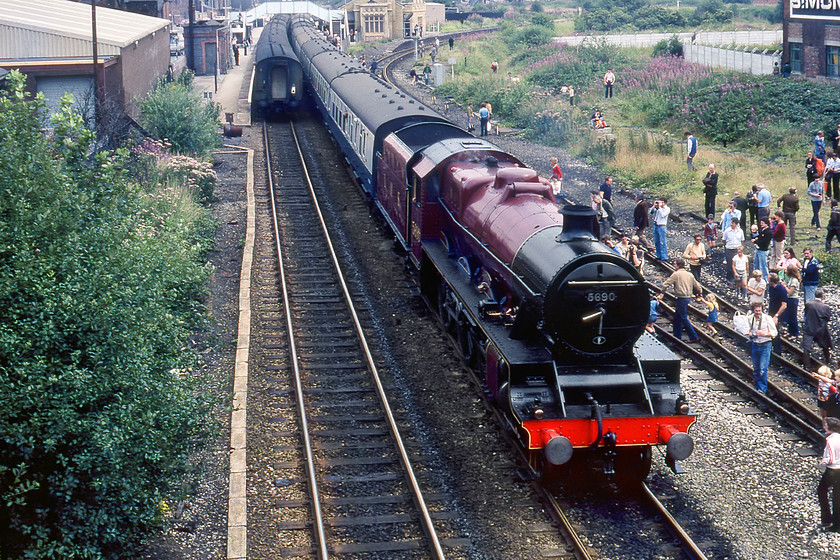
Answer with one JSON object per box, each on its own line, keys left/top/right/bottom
{"left": 0, "top": 71, "right": 215, "bottom": 560}
{"left": 531, "top": 13, "right": 553, "bottom": 27}
{"left": 525, "top": 41, "right": 628, "bottom": 93}
{"left": 528, "top": 108, "right": 589, "bottom": 146}
{"left": 138, "top": 71, "right": 221, "bottom": 157}
{"left": 690, "top": 0, "right": 735, "bottom": 24}
{"left": 575, "top": 3, "right": 687, "bottom": 31}
{"left": 652, "top": 35, "right": 684, "bottom": 58}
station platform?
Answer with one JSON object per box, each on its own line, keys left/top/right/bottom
{"left": 190, "top": 26, "right": 262, "bottom": 127}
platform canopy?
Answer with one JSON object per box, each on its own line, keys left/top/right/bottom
{"left": 239, "top": 1, "right": 342, "bottom": 26}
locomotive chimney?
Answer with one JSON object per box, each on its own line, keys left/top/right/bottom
{"left": 558, "top": 205, "right": 598, "bottom": 242}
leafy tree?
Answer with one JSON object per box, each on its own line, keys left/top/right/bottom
{"left": 531, "top": 1, "right": 544, "bottom": 11}
{"left": 138, "top": 71, "right": 221, "bottom": 157}
{"left": 690, "top": 0, "right": 734, "bottom": 24}
{"left": 0, "top": 71, "right": 215, "bottom": 559}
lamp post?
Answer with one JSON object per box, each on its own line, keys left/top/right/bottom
{"left": 214, "top": 26, "right": 221, "bottom": 93}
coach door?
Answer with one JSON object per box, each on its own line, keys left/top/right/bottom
{"left": 270, "top": 66, "right": 288, "bottom": 100}
{"left": 409, "top": 172, "right": 420, "bottom": 242}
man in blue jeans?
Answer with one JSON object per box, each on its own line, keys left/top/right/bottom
{"left": 802, "top": 248, "right": 821, "bottom": 303}
{"left": 662, "top": 259, "right": 701, "bottom": 342}
{"left": 650, "top": 198, "right": 670, "bottom": 260}
{"left": 752, "top": 218, "right": 771, "bottom": 281}
{"left": 748, "top": 301, "right": 777, "bottom": 393}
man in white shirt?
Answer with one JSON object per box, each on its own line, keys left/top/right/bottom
{"left": 603, "top": 69, "right": 615, "bottom": 98}
{"left": 650, "top": 198, "right": 670, "bottom": 260}
{"left": 748, "top": 301, "right": 777, "bottom": 393}
{"left": 819, "top": 416, "right": 840, "bottom": 531}
{"left": 722, "top": 218, "right": 745, "bottom": 285}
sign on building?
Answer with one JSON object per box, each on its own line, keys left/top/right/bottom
{"left": 790, "top": 0, "right": 840, "bottom": 21}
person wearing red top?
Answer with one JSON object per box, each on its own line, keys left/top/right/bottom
{"left": 771, "top": 211, "right": 787, "bottom": 271}
{"left": 549, "top": 157, "right": 562, "bottom": 196}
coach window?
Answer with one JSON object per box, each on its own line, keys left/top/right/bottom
{"left": 790, "top": 42, "right": 802, "bottom": 74}
{"left": 828, "top": 46, "right": 840, "bottom": 78}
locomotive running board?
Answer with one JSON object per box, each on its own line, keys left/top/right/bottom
{"left": 422, "top": 239, "right": 553, "bottom": 368}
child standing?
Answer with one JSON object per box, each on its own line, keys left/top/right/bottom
{"left": 549, "top": 157, "right": 563, "bottom": 196}
{"left": 816, "top": 366, "right": 840, "bottom": 420}
{"left": 646, "top": 292, "right": 663, "bottom": 333}
{"left": 697, "top": 293, "right": 719, "bottom": 335}
{"left": 703, "top": 214, "right": 718, "bottom": 250}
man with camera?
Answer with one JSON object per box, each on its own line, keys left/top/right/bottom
{"left": 650, "top": 198, "right": 671, "bottom": 260}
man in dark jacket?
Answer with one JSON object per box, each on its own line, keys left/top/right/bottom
{"left": 767, "top": 273, "right": 788, "bottom": 354}
{"left": 777, "top": 187, "right": 800, "bottom": 246}
{"left": 702, "top": 164, "right": 719, "bottom": 219}
{"left": 831, "top": 123, "right": 840, "bottom": 154}
{"left": 802, "top": 248, "right": 821, "bottom": 303}
{"left": 633, "top": 195, "right": 652, "bottom": 249}
{"left": 827, "top": 198, "right": 840, "bottom": 251}
{"left": 752, "top": 219, "right": 772, "bottom": 281}
{"left": 803, "top": 289, "right": 832, "bottom": 370}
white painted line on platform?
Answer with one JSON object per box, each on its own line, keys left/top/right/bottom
{"left": 226, "top": 145, "right": 254, "bottom": 560}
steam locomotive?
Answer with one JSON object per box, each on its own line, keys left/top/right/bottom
{"left": 286, "top": 16, "right": 695, "bottom": 479}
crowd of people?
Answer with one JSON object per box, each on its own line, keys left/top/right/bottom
{"left": 563, "top": 158, "right": 836, "bottom": 405}
{"left": 624, "top": 149, "right": 840, "bottom": 532}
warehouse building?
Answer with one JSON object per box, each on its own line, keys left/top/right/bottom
{"left": 783, "top": 0, "right": 840, "bottom": 79}
{"left": 0, "top": 0, "right": 171, "bottom": 119}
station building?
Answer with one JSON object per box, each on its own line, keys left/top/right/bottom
{"left": 0, "top": 0, "right": 170, "bottom": 119}
{"left": 782, "top": 0, "right": 840, "bottom": 79}
{"left": 341, "top": 0, "right": 445, "bottom": 42}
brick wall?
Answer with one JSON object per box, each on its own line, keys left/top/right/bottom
{"left": 119, "top": 28, "right": 170, "bottom": 118}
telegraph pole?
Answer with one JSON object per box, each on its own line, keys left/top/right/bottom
{"left": 91, "top": 0, "right": 100, "bottom": 126}
{"left": 187, "top": 0, "right": 195, "bottom": 71}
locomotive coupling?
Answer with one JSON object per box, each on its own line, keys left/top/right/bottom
{"left": 659, "top": 424, "right": 695, "bottom": 461}
{"left": 541, "top": 430, "right": 573, "bottom": 466}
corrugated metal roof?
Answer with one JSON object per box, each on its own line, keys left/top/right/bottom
{"left": 0, "top": 0, "right": 170, "bottom": 58}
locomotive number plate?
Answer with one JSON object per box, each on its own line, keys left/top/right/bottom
{"left": 586, "top": 291, "right": 617, "bottom": 302}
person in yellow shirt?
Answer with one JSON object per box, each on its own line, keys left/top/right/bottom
{"left": 682, "top": 234, "right": 707, "bottom": 281}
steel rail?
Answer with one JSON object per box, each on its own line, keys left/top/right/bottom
{"left": 641, "top": 483, "right": 709, "bottom": 560}
{"left": 264, "top": 121, "right": 330, "bottom": 559}
{"left": 675, "top": 210, "right": 832, "bottom": 370}
{"left": 287, "top": 121, "right": 447, "bottom": 560}
{"left": 653, "top": 307, "right": 825, "bottom": 446}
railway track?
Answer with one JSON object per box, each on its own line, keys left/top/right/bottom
{"left": 640, "top": 252, "right": 826, "bottom": 446}
{"left": 254, "top": 116, "right": 470, "bottom": 558}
